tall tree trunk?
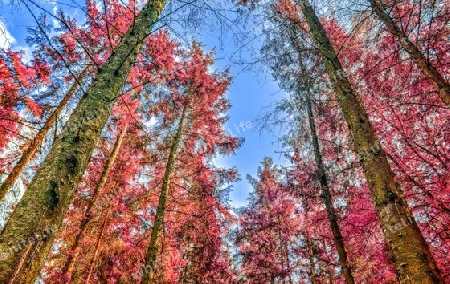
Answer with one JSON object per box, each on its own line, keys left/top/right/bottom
{"left": 62, "top": 125, "right": 127, "bottom": 281}
{"left": 84, "top": 208, "right": 110, "bottom": 284}
{"left": 368, "top": 0, "right": 450, "bottom": 106}
{"left": 141, "top": 102, "right": 189, "bottom": 284}
{"left": 296, "top": 0, "right": 443, "bottom": 282}
{"left": 303, "top": 86, "right": 355, "bottom": 284}
{"left": 286, "top": 23, "right": 355, "bottom": 283}
{"left": 306, "top": 238, "right": 318, "bottom": 284}
{"left": 0, "top": 1, "right": 166, "bottom": 282}
{"left": 0, "top": 66, "right": 91, "bottom": 203}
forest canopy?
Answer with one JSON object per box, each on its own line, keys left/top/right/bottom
{"left": 0, "top": 0, "right": 449, "bottom": 283}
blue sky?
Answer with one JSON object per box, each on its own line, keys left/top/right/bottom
{"left": 0, "top": 1, "right": 287, "bottom": 208}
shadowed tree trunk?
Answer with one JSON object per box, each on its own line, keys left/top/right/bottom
{"left": 141, "top": 101, "right": 189, "bottom": 284}
{"left": 0, "top": 66, "right": 91, "bottom": 203}
{"left": 0, "top": 1, "right": 167, "bottom": 282}
{"left": 303, "top": 85, "right": 355, "bottom": 284}
{"left": 368, "top": 0, "right": 450, "bottom": 106}
{"left": 306, "top": 238, "right": 318, "bottom": 284}
{"left": 286, "top": 23, "right": 355, "bottom": 283}
{"left": 62, "top": 124, "right": 127, "bottom": 282}
{"left": 296, "top": 0, "right": 443, "bottom": 282}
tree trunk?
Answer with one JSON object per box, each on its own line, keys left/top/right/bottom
{"left": 304, "top": 87, "right": 355, "bottom": 284}
{"left": 368, "top": 0, "right": 450, "bottom": 106}
{"left": 296, "top": 0, "right": 443, "bottom": 282}
{"left": 286, "top": 23, "right": 355, "bottom": 283}
{"left": 0, "top": 1, "right": 166, "bottom": 282}
{"left": 62, "top": 125, "right": 127, "bottom": 281}
{"left": 306, "top": 238, "right": 318, "bottom": 284}
{"left": 0, "top": 66, "right": 91, "bottom": 203}
{"left": 141, "top": 102, "right": 189, "bottom": 284}
{"left": 84, "top": 209, "right": 110, "bottom": 284}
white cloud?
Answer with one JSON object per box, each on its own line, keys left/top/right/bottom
{"left": 0, "top": 19, "right": 33, "bottom": 62}
{"left": 0, "top": 20, "right": 16, "bottom": 49}
{"left": 52, "top": 4, "right": 60, "bottom": 28}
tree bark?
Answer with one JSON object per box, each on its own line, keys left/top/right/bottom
{"left": 368, "top": 0, "right": 450, "bottom": 106}
{"left": 0, "top": 66, "right": 91, "bottom": 203}
{"left": 306, "top": 238, "right": 318, "bottom": 284}
{"left": 286, "top": 23, "right": 355, "bottom": 284}
{"left": 0, "top": 1, "right": 166, "bottom": 282}
{"left": 61, "top": 125, "right": 127, "bottom": 282}
{"left": 303, "top": 87, "right": 355, "bottom": 284}
{"left": 296, "top": 0, "right": 443, "bottom": 282}
{"left": 84, "top": 209, "right": 110, "bottom": 284}
{"left": 141, "top": 102, "right": 189, "bottom": 284}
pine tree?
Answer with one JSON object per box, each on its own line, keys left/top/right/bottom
{"left": 0, "top": 66, "right": 90, "bottom": 202}
{"left": 0, "top": 1, "right": 167, "bottom": 281}
{"left": 368, "top": 0, "right": 450, "bottom": 106}
{"left": 287, "top": 25, "right": 355, "bottom": 283}
{"left": 291, "top": 0, "right": 443, "bottom": 281}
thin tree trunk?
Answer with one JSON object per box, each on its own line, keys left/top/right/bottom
{"left": 0, "top": 1, "right": 166, "bottom": 282}
{"left": 306, "top": 238, "right": 318, "bottom": 284}
{"left": 0, "top": 66, "right": 91, "bottom": 203}
{"left": 286, "top": 23, "right": 355, "bottom": 283}
{"left": 296, "top": 0, "right": 443, "bottom": 282}
{"left": 84, "top": 209, "right": 110, "bottom": 284}
{"left": 304, "top": 87, "right": 355, "bottom": 284}
{"left": 368, "top": 0, "right": 450, "bottom": 106}
{"left": 62, "top": 125, "right": 127, "bottom": 281}
{"left": 141, "top": 102, "right": 189, "bottom": 284}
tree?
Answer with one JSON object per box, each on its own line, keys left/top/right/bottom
{"left": 0, "top": 0, "right": 167, "bottom": 281}
{"left": 0, "top": 0, "right": 140, "bottom": 201}
{"left": 367, "top": 0, "right": 450, "bottom": 106}
{"left": 259, "top": 6, "right": 396, "bottom": 281}
{"left": 63, "top": 122, "right": 127, "bottom": 282}
{"left": 0, "top": 66, "right": 89, "bottom": 203}
{"left": 336, "top": 13, "right": 450, "bottom": 279}
{"left": 237, "top": 159, "right": 303, "bottom": 283}
{"left": 177, "top": 179, "right": 238, "bottom": 283}
{"left": 39, "top": 26, "right": 180, "bottom": 283}
{"left": 142, "top": 96, "right": 190, "bottom": 283}
{"left": 141, "top": 43, "right": 239, "bottom": 283}
{"left": 0, "top": 49, "right": 49, "bottom": 179}
{"left": 275, "top": 0, "right": 444, "bottom": 281}
{"left": 287, "top": 26, "right": 355, "bottom": 283}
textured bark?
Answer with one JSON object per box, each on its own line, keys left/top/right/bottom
{"left": 0, "top": 66, "right": 91, "bottom": 203}
{"left": 141, "top": 102, "right": 189, "bottom": 284}
{"left": 287, "top": 24, "right": 355, "bottom": 284}
{"left": 0, "top": 1, "right": 166, "bottom": 282}
{"left": 62, "top": 125, "right": 127, "bottom": 282}
{"left": 297, "top": 0, "right": 443, "bottom": 282}
{"left": 368, "top": 0, "right": 450, "bottom": 106}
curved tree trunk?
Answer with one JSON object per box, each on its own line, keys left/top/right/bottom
{"left": 368, "top": 0, "right": 450, "bottom": 106}
{"left": 0, "top": 66, "right": 91, "bottom": 203}
{"left": 141, "top": 102, "right": 189, "bottom": 284}
{"left": 0, "top": 1, "right": 167, "bottom": 282}
{"left": 61, "top": 124, "right": 127, "bottom": 282}
{"left": 296, "top": 0, "right": 443, "bottom": 282}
